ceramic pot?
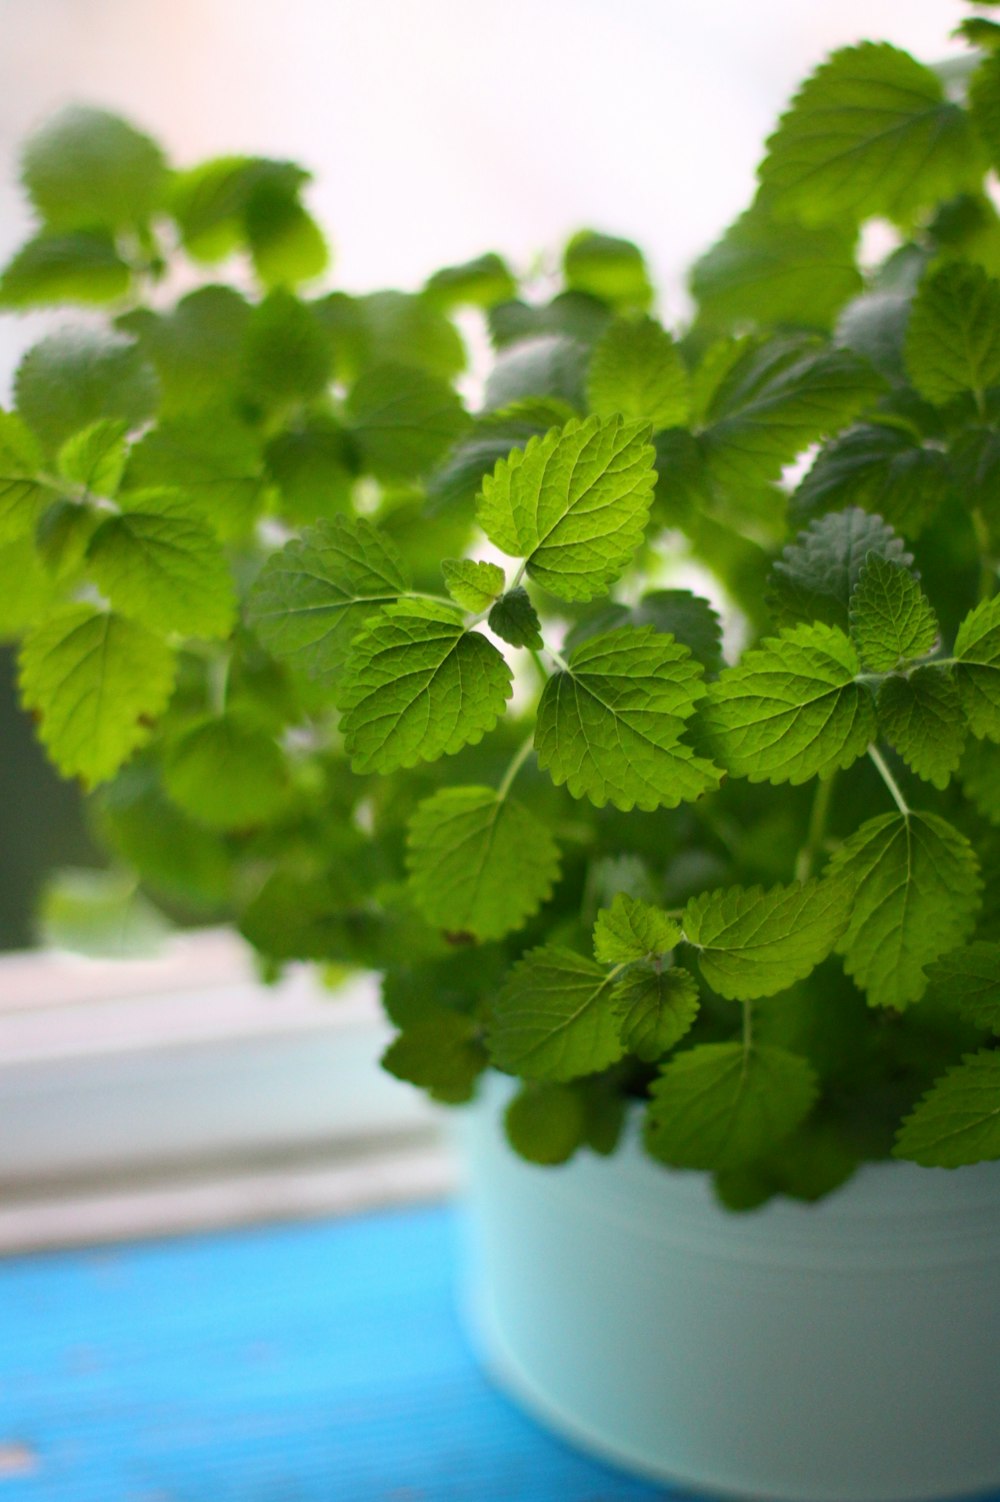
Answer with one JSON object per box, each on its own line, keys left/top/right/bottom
{"left": 458, "top": 1082, "right": 1000, "bottom": 1502}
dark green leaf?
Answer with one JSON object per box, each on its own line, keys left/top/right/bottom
{"left": 954, "top": 593, "right": 1000, "bottom": 739}
{"left": 876, "top": 669, "right": 966, "bottom": 788}
{"left": 769, "top": 507, "right": 913, "bottom": 630}
{"left": 612, "top": 965, "right": 700, "bottom": 1062}
{"left": 904, "top": 262, "right": 1000, "bottom": 406}
{"left": 504, "top": 1083, "right": 587, "bottom": 1164}
{"left": 925, "top": 942, "right": 1000, "bottom": 1034}
{"left": 848, "top": 554, "right": 938, "bottom": 671}
{"left": 894, "top": 1050, "right": 1000, "bottom": 1167}
{"left": 488, "top": 945, "right": 625, "bottom": 1081}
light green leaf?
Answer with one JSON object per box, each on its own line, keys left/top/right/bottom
{"left": 684, "top": 878, "right": 850, "bottom": 1001}
{"left": 346, "top": 361, "right": 469, "bottom": 479}
{"left": 21, "top": 105, "right": 167, "bottom": 230}
{"left": 424, "top": 253, "right": 517, "bottom": 311}
{"left": 586, "top": 316, "right": 689, "bottom": 430}
{"left": 119, "top": 286, "right": 251, "bottom": 418}
{"left": 264, "top": 417, "right": 355, "bottom": 524}
{"left": 58, "top": 420, "right": 129, "bottom": 497}
{"left": 239, "top": 289, "right": 332, "bottom": 408}
{"left": 793, "top": 424, "right": 953, "bottom": 538}
{"left": 335, "top": 601, "right": 512, "bottom": 773}
{"left": 19, "top": 605, "right": 176, "bottom": 785}
{"left": 426, "top": 413, "right": 548, "bottom": 518}
{"left": 169, "top": 156, "right": 307, "bottom": 263}
{"left": 954, "top": 593, "right": 1000, "bottom": 740}
{"left": 246, "top": 515, "right": 409, "bottom": 680}
{"left": 163, "top": 714, "right": 288, "bottom": 830}
{"left": 613, "top": 966, "right": 700, "bottom": 1062}
{"left": 0, "top": 410, "right": 50, "bottom": 545}
{"left": 702, "top": 623, "right": 875, "bottom": 785}
{"left": 758, "top": 43, "right": 984, "bottom": 225}
{"left": 487, "top": 587, "right": 543, "bottom": 649}
{"left": 382, "top": 1013, "right": 487, "bottom": 1105}
{"left": 504, "top": 1083, "right": 587, "bottom": 1165}
{"left": 826, "top": 812, "right": 981, "bottom": 1009}
{"left": 477, "top": 415, "right": 656, "bottom": 602}
{"left": 876, "top": 669, "right": 965, "bottom": 789}
{"left": 958, "top": 735, "right": 1000, "bottom": 824}
{"left": 0, "top": 230, "right": 130, "bottom": 307}
{"left": 39, "top": 867, "right": 170, "bottom": 959}
{"left": 970, "top": 49, "right": 1000, "bottom": 172}
{"left": 769, "top": 508, "right": 912, "bottom": 631}
{"left": 566, "top": 589, "right": 724, "bottom": 675}
{"left": 0, "top": 536, "right": 62, "bottom": 638}
{"left": 15, "top": 328, "right": 158, "bottom": 454}
{"left": 124, "top": 413, "right": 265, "bottom": 541}
{"left": 406, "top": 785, "right": 560, "bottom": 941}
{"left": 33, "top": 492, "right": 99, "bottom": 583}
{"left": 488, "top": 945, "right": 625, "bottom": 1081}
{"left": 316, "top": 289, "right": 466, "bottom": 383}
{"left": 245, "top": 190, "right": 328, "bottom": 289}
{"left": 645, "top": 1042, "right": 818, "bottom": 1171}
{"left": 848, "top": 554, "right": 938, "bottom": 671}
{"left": 441, "top": 558, "right": 505, "bottom": 612}
{"left": 593, "top": 893, "right": 681, "bottom": 965}
{"left": 894, "top": 1050, "right": 1000, "bottom": 1167}
{"left": 563, "top": 231, "right": 653, "bottom": 311}
{"left": 904, "top": 263, "right": 1000, "bottom": 407}
{"left": 86, "top": 491, "right": 236, "bottom": 639}
{"left": 535, "top": 626, "right": 721, "bottom": 811}
{"left": 925, "top": 942, "right": 1000, "bottom": 1034}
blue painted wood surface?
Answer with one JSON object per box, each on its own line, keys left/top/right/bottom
{"left": 0, "top": 1203, "right": 677, "bottom": 1501}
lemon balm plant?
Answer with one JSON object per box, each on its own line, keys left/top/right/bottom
{"left": 3, "top": 15, "right": 1000, "bottom": 1216}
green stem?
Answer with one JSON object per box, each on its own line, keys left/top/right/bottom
{"left": 208, "top": 653, "right": 230, "bottom": 717}
{"left": 510, "top": 560, "right": 527, "bottom": 591}
{"left": 795, "top": 772, "right": 836, "bottom": 882}
{"left": 497, "top": 734, "right": 535, "bottom": 800}
{"left": 742, "top": 999, "right": 754, "bottom": 1059}
{"left": 868, "top": 744, "right": 910, "bottom": 817}
{"left": 972, "top": 510, "right": 997, "bottom": 602}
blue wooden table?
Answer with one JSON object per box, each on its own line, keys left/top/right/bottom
{"left": 0, "top": 1203, "right": 678, "bottom": 1501}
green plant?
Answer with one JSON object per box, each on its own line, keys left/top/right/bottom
{"left": 3, "top": 16, "right": 1000, "bottom": 1207}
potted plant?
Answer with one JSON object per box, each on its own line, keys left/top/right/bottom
{"left": 2, "top": 10, "right": 1000, "bottom": 1499}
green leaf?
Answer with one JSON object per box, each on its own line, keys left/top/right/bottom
{"left": 239, "top": 289, "right": 332, "bottom": 408}
{"left": 925, "top": 942, "right": 1000, "bottom": 1034}
{"left": 848, "top": 554, "right": 938, "bottom": 671}
{"left": 645, "top": 1042, "right": 818, "bottom": 1171}
{"left": 119, "top": 286, "right": 252, "bottom": 418}
{"left": 876, "top": 669, "right": 966, "bottom": 789}
{"left": 245, "top": 515, "right": 409, "bottom": 680}
{"left": 970, "top": 50, "right": 1000, "bottom": 175}
{"left": 698, "top": 338, "right": 883, "bottom": 490}
{"left": 163, "top": 714, "right": 288, "bottom": 830}
{"left": 85, "top": 491, "right": 236, "bottom": 639}
{"left": 826, "top": 812, "right": 981, "bottom": 1009}
{"left": 169, "top": 156, "right": 308, "bottom": 263}
{"left": 264, "top": 417, "right": 355, "bottom": 524}
{"left": 0, "top": 410, "right": 50, "bottom": 545}
{"left": 0, "top": 231, "right": 130, "bottom": 308}
{"left": 0, "top": 536, "right": 61, "bottom": 638}
{"left": 19, "top": 605, "right": 176, "bottom": 785}
{"left": 124, "top": 413, "right": 265, "bottom": 541}
{"left": 15, "top": 329, "right": 159, "bottom": 454}
{"left": 335, "top": 601, "right": 512, "bottom": 773}
{"left": 793, "top": 424, "right": 954, "bottom": 538}
{"left": 504, "top": 1083, "right": 587, "bottom": 1165}
{"left": 346, "top": 362, "right": 469, "bottom": 480}
{"left": 382, "top": 1013, "right": 487, "bottom": 1105}
{"left": 406, "top": 785, "right": 560, "bottom": 941}
{"left": 702, "top": 623, "right": 875, "bottom": 785}
{"left": 245, "top": 189, "right": 328, "bottom": 289}
{"left": 566, "top": 589, "right": 724, "bottom": 675}
{"left": 426, "top": 414, "right": 548, "bottom": 518}
{"left": 894, "top": 1050, "right": 1000, "bottom": 1167}
{"left": 758, "top": 43, "right": 985, "bottom": 225}
{"left": 424, "top": 252, "right": 517, "bottom": 311}
{"left": 94, "top": 763, "right": 232, "bottom": 907}
{"left": 952, "top": 427, "right": 1000, "bottom": 554}
{"left": 535, "top": 626, "right": 720, "bottom": 811}
{"left": 683, "top": 878, "right": 849, "bottom": 1001}
{"left": 769, "top": 508, "right": 912, "bottom": 631}
{"left": 904, "top": 263, "right": 1000, "bottom": 407}
{"left": 487, "top": 587, "right": 543, "bottom": 649}
{"left": 593, "top": 893, "right": 681, "bottom": 965}
{"left": 441, "top": 558, "right": 505, "bottom": 612}
{"left": 690, "top": 208, "right": 861, "bottom": 332}
{"left": 586, "top": 316, "right": 689, "bottom": 430}
{"left": 239, "top": 870, "right": 381, "bottom": 965}
{"left": 563, "top": 231, "right": 653, "bottom": 311}
{"left": 489, "top": 293, "right": 611, "bottom": 352}
{"left": 488, "top": 945, "right": 625, "bottom": 1081}
{"left": 316, "top": 290, "right": 466, "bottom": 383}
{"left": 612, "top": 966, "right": 700, "bottom": 1062}
{"left": 21, "top": 105, "right": 167, "bottom": 230}
{"left": 483, "top": 335, "right": 590, "bottom": 413}
{"left": 954, "top": 593, "right": 1000, "bottom": 740}
{"left": 958, "top": 735, "right": 1000, "bottom": 823}
{"left": 39, "top": 868, "right": 170, "bottom": 959}
{"left": 58, "top": 420, "right": 128, "bottom": 497}
{"left": 477, "top": 415, "right": 656, "bottom": 602}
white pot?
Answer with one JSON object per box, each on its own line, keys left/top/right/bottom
{"left": 458, "top": 1082, "right": 1000, "bottom": 1502}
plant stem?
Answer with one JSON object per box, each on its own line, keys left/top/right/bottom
{"left": 868, "top": 744, "right": 910, "bottom": 817}
{"left": 497, "top": 734, "right": 535, "bottom": 800}
{"left": 208, "top": 653, "right": 230, "bottom": 717}
{"left": 795, "top": 772, "right": 836, "bottom": 882}
{"left": 742, "top": 999, "right": 754, "bottom": 1058}
{"left": 972, "top": 510, "right": 997, "bottom": 602}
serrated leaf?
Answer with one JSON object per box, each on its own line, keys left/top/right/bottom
{"left": 826, "top": 812, "right": 981, "bottom": 1009}
{"left": 406, "top": 785, "right": 560, "bottom": 941}
{"left": 613, "top": 966, "right": 700, "bottom": 1062}
{"left": 793, "top": 424, "right": 953, "bottom": 538}
{"left": 86, "top": 491, "right": 236, "bottom": 639}
{"left": 426, "top": 415, "right": 546, "bottom": 518}
{"left": 15, "top": 328, "right": 158, "bottom": 454}
{"left": 346, "top": 361, "right": 469, "bottom": 480}
{"left": 586, "top": 316, "right": 689, "bottom": 430}
{"left": 120, "top": 286, "right": 252, "bottom": 418}
{"left": 758, "top": 43, "right": 984, "bottom": 225}
{"left": 441, "top": 558, "right": 504, "bottom": 612}
{"left": 504, "top": 1083, "right": 587, "bottom": 1165}
{"left": 382, "top": 1013, "right": 487, "bottom": 1105}
{"left": 19, "top": 605, "right": 176, "bottom": 785}
{"left": 0, "top": 410, "right": 50, "bottom": 545}
{"left": 876, "top": 669, "right": 965, "bottom": 789}
{"left": 124, "top": 413, "right": 265, "bottom": 541}
{"left": 769, "top": 507, "right": 912, "bottom": 630}
{"left": 535, "top": 626, "right": 721, "bottom": 811}
{"left": 488, "top": 945, "right": 625, "bottom": 1081}
{"left": 477, "top": 415, "right": 656, "bottom": 602}
{"left": 246, "top": 515, "right": 409, "bottom": 680}
{"left": 645, "top": 1042, "right": 818, "bottom": 1171}
{"left": 904, "top": 263, "right": 1000, "bottom": 407}
{"left": 926, "top": 943, "right": 1000, "bottom": 1034}
{"left": 424, "top": 252, "right": 517, "bottom": 311}
{"left": 954, "top": 594, "right": 1000, "bottom": 740}
{"left": 58, "top": 420, "right": 128, "bottom": 497}
{"left": 487, "top": 587, "right": 543, "bottom": 649}
{"left": 683, "top": 878, "right": 849, "bottom": 1000}
{"left": 0, "top": 230, "right": 130, "bottom": 308}
{"left": 593, "top": 893, "right": 681, "bottom": 965}
{"left": 702, "top": 623, "right": 874, "bottom": 785}
{"left": 335, "top": 601, "right": 512, "bottom": 773}
{"left": 21, "top": 105, "right": 167, "bottom": 231}
{"left": 163, "top": 714, "right": 288, "bottom": 830}
{"left": 958, "top": 735, "right": 1000, "bottom": 823}
{"left": 848, "top": 554, "right": 938, "bottom": 671}
{"left": 239, "top": 289, "right": 332, "bottom": 408}
{"left": 894, "top": 1050, "right": 1000, "bottom": 1167}
{"left": 563, "top": 231, "right": 652, "bottom": 311}
{"left": 565, "top": 590, "right": 724, "bottom": 675}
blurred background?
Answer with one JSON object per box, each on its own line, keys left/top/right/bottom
{"left": 0, "top": 0, "right": 970, "bottom": 949}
